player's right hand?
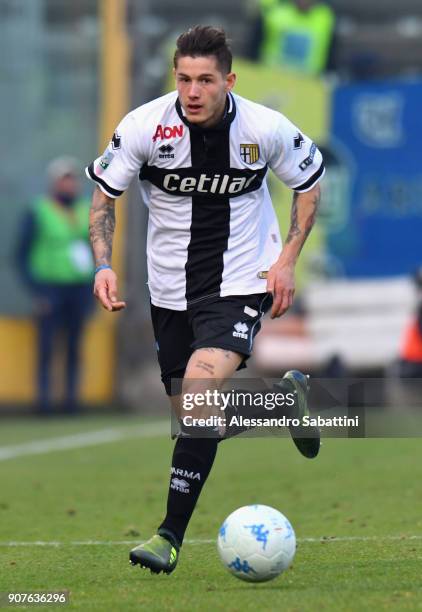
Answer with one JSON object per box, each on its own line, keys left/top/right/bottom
{"left": 266, "top": 261, "right": 295, "bottom": 319}
{"left": 93, "top": 268, "right": 126, "bottom": 312}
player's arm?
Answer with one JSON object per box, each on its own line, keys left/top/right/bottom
{"left": 267, "top": 183, "right": 320, "bottom": 319}
{"left": 89, "top": 186, "right": 126, "bottom": 312}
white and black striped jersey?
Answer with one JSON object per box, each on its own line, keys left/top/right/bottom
{"left": 86, "top": 91, "right": 324, "bottom": 311}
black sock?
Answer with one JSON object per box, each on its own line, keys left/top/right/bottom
{"left": 158, "top": 436, "right": 218, "bottom": 546}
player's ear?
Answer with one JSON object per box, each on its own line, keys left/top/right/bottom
{"left": 225, "top": 72, "right": 236, "bottom": 92}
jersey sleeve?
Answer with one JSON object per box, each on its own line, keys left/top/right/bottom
{"left": 268, "top": 114, "right": 325, "bottom": 192}
{"left": 85, "top": 111, "right": 145, "bottom": 198}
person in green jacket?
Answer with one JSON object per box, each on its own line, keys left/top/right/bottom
{"left": 16, "top": 157, "right": 94, "bottom": 415}
{"left": 250, "top": 0, "right": 336, "bottom": 76}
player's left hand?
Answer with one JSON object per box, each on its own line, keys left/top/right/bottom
{"left": 266, "top": 262, "right": 295, "bottom": 318}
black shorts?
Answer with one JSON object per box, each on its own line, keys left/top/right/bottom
{"left": 151, "top": 293, "right": 272, "bottom": 395}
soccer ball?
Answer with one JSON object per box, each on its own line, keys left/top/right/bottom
{"left": 217, "top": 504, "right": 296, "bottom": 582}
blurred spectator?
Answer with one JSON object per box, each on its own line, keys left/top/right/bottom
{"left": 397, "top": 268, "right": 422, "bottom": 378}
{"left": 249, "top": 0, "right": 336, "bottom": 76}
{"left": 16, "top": 157, "right": 94, "bottom": 415}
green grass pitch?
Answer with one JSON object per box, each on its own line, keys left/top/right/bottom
{"left": 0, "top": 415, "right": 421, "bottom": 611}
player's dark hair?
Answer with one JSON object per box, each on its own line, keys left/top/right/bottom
{"left": 174, "top": 26, "right": 232, "bottom": 74}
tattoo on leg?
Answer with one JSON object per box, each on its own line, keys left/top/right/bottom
{"left": 202, "top": 347, "right": 237, "bottom": 360}
{"left": 195, "top": 360, "right": 215, "bottom": 375}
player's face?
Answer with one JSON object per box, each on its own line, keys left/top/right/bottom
{"left": 175, "top": 55, "right": 236, "bottom": 128}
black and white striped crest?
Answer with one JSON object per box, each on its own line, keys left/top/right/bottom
{"left": 240, "top": 143, "right": 260, "bottom": 164}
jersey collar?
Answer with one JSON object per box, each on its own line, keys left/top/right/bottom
{"left": 175, "top": 92, "right": 236, "bottom": 131}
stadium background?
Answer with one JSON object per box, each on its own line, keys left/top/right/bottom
{"left": 1, "top": 3, "right": 422, "bottom": 610}
{"left": 1, "top": 0, "right": 422, "bottom": 409}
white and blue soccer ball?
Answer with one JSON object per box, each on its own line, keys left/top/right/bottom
{"left": 217, "top": 504, "right": 296, "bottom": 582}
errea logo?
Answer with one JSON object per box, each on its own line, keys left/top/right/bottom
{"left": 233, "top": 321, "right": 249, "bottom": 340}
{"left": 111, "top": 131, "right": 121, "bottom": 150}
{"left": 158, "top": 144, "right": 175, "bottom": 159}
{"left": 153, "top": 124, "right": 183, "bottom": 142}
{"left": 294, "top": 132, "right": 304, "bottom": 149}
{"left": 171, "top": 478, "right": 190, "bottom": 493}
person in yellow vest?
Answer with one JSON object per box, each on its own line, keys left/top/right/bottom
{"left": 16, "top": 157, "right": 94, "bottom": 415}
{"left": 250, "top": 0, "right": 336, "bottom": 76}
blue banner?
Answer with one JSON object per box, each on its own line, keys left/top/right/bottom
{"left": 323, "top": 79, "right": 422, "bottom": 277}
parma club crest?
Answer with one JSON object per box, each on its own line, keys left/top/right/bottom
{"left": 240, "top": 143, "right": 260, "bottom": 164}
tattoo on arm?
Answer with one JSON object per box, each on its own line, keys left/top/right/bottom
{"left": 285, "top": 192, "right": 300, "bottom": 244}
{"left": 285, "top": 188, "right": 320, "bottom": 254}
{"left": 303, "top": 189, "right": 320, "bottom": 243}
{"left": 89, "top": 189, "right": 116, "bottom": 266}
